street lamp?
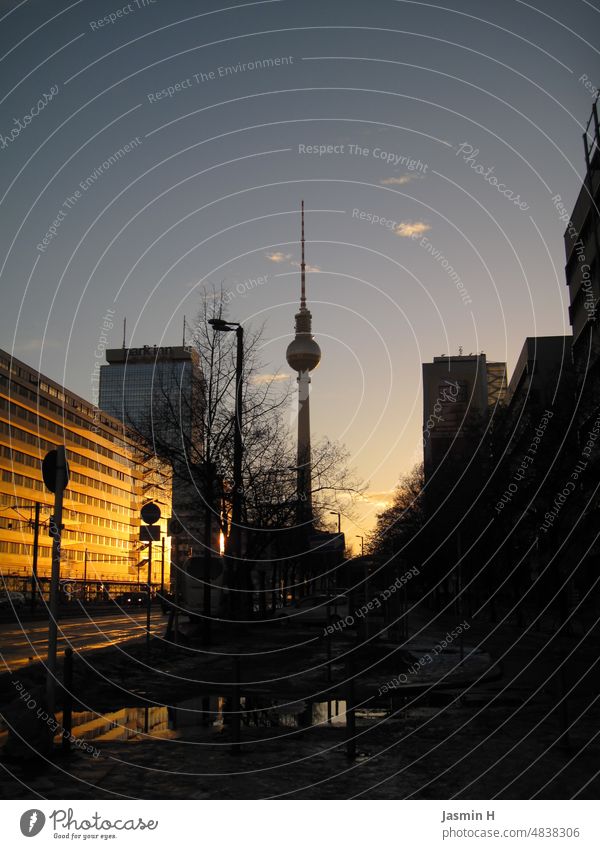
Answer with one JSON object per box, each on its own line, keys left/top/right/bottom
{"left": 209, "top": 318, "right": 244, "bottom": 615}
{"left": 329, "top": 511, "right": 341, "bottom": 534}
{"left": 356, "top": 535, "right": 364, "bottom": 556}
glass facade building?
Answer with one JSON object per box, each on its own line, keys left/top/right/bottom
{"left": 99, "top": 346, "right": 204, "bottom": 564}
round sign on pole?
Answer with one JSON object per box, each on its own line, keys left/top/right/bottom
{"left": 42, "top": 449, "right": 70, "bottom": 493}
{"left": 141, "top": 502, "right": 161, "bottom": 525}
{"left": 168, "top": 518, "right": 183, "bottom": 536}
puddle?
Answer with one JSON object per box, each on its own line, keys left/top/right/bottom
{"left": 2, "top": 686, "right": 484, "bottom": 749}
{"left": 19, "top": 695, "right": 396, "bottom": 744}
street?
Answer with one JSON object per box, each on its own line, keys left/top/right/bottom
{"left": 0, "top": 609, "right": 166, "bottom": 672}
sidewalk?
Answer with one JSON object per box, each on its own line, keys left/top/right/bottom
{"left": 1, "top": 603, "right": 599, "bottom": 799}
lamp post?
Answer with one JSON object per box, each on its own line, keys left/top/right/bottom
{"left": 328, "top": 512, "right": 342, "bottom": 593}
{"left": 356, "top": 534, "right": 369, "bottom": 637}
{"left": 208, "top": 318, "right": 244, "bottom": 616}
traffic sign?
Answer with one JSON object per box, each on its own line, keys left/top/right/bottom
{"left": 141, "top": 502, "right": 161, "bottom": 525}
{"left": 42, "top": 449, "right": 69, "bottom": 493}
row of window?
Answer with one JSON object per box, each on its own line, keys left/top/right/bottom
{"left": 1, "top": 495, "right": 163, "bottom": 536}
{"left": 0, "top": 372, "right": 130, "bottom": 451}
{"left": 0, "top": 516, "right": 133, "bottom": 547}
{"left": 0, "top": 539, "right": 130, "bottom": 562}
{"left": 62, "top": 528, "right": 131, "bottom": 548}
{"left": 0, "top": 418, "right": 136, "bottom": 484}
{"left": 69, "top": 469, "right": 133, "bottom": 500}
{"left": 2, "top": 467, "right": 132, "bottom": 503}
{"left": 0, "top": 354, "right": 122, "bottom": 425}
{"left": 63, "top": 508, "right": 132, "bottom": 533}
{"left": 0, "top": 391, "right": 135, "bottom": 467}
{"left": 0, "top": 510, "right": 132, "bottom": 542}
{"left": 0, "top": 487, "right": 135, "bottom": 520}
{"left": 66, "top": 487, "right": 135, "bottom": 517}
{"left": 1, "top": 446, "right": 133, "bottom": 500}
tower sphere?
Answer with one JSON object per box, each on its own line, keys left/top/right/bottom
{"left": 286, "top": 334, "right": 321, "bottom": 372}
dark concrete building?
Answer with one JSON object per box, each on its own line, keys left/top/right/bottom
{"left": 507, "top": 336, "right": 573, "bottom": 419}
{"left": 563, "top": 100, "right": 600, "bottom": 437}
{"left": 422, "top": 352, "right": 507, "bottom": 482}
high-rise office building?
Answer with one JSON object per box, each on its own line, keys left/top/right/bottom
{"left": 422, "top": 352, "right": 507, "bottom": 481}
{"left": 0, "top": 349, "right": 159, "bottom": 597}
{"left": 99, "top": 345, "right": 200, "bottom": 441}
{"left": 99, "top": 344, "right": 205, "bottom": 563}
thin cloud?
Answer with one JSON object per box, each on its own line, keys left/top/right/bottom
{"left": 395, "top": 221, "right": 430, "bottom": 238}
{"left": 251, "top": 372, "right": 290, "bottom": 385}
{"left": 357, "top": 490, "right": 396, "bottom": 510}
{"left": 380, "top": 175, "right": 415, "bottom": 186}
{"left": 14, "top": 338, "right": 62, "bottom": 353}
{"left": 291, "top": 261, "right": 321, "bottom": 273}
{"left": 265, "top": 251, "right": 292, "bottom": 263}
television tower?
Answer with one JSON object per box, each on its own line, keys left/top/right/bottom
{"left": 286, "top": 201, "right": 321, "bottom": 524}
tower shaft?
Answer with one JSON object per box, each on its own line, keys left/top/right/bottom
{"left": 296, "top": 370, "right": 312, "bottom": 523}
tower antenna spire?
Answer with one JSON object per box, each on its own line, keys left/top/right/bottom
{"left": 300, "top": 199, "right": 306, "bottom": 309}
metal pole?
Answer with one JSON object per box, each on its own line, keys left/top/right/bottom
{"left": 172, "top": 532, "right": 179, "bottom": 645}
{"left": 203, "top": 463, "right": 213, "bottom": 644}
{"left": 30, "top": 501, "right": 40, "bottom": 613}
{"left": 146, "top": 540, "right": 152, "bottom": 651}
{"left": 161, "top": 535, "right": 165, "bottom": 596}
{"left": 83, "top": 548, "right": 87, "bottom": 605}
{"left": 231, "top": 326, "right": 244, "bottom": 615}
{"left": 259, "top": 571, "right": 266, "bottom": 617}
{"left": 61, "top": 646, "right": 73, "bottom": 754}
{"left": 364, "top": 562, "right": 370, "bottom": 640}
{"left": 231, "top": 654, "right": 241, "bottom": 755}
{"left": 457, "top": 529, "right": 464, "bottom": 662}
{"left": 346, "top": 652, "right": 356, "bottom": 759}
{"left": 327, "top": 605, "right": 332, "bottom": 724}
{"left": 46, "top": 446, "right": 67, "bottom": 712}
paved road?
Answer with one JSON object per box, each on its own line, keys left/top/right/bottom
{"left": 0, "top": 610, "right": 166, "bottom": 672}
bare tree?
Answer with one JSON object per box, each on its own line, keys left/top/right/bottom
{"left": 126, "top": 287, "right": 365, "bottom": 617}
{"left": 368, "top": 463, "right": 424, "bottom": 563}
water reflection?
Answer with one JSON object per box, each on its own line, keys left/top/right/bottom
{"left": 53, "top": 696, "right": 358, "bottom": 743}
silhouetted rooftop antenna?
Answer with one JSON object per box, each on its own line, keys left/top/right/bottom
{"left": 122, "top": 317, "right": 126, "bottom": 349}
{"left": 182, "top": 315, "right": 186, "bottom": 347}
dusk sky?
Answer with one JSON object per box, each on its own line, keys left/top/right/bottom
{"left": 1, "top": 0, "right": 598, "bottom": 543}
